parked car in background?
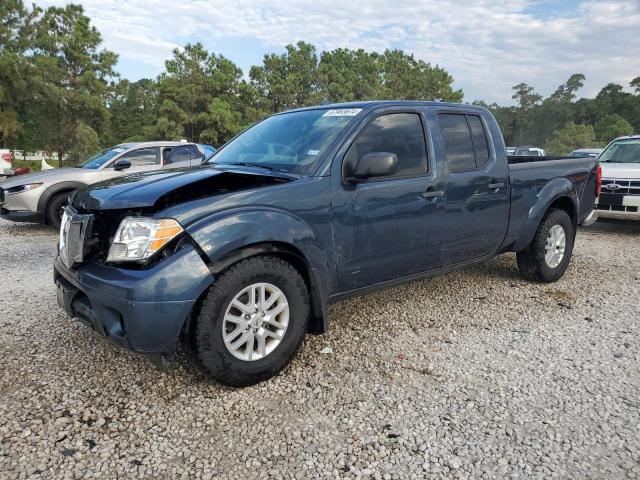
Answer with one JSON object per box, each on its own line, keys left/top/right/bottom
{"left": 514, "top": 146, "right": 545, "bottom": 156}
{"left": 0, "top": 141, "right": 213, "bottom": 229}
{"left": 588, "top": 135, "right": 640, "bottom": 222}
{"left": 568, "top": 148, "right": 602, "bottom": 158}
{"left": 506, "top": 147, "right": 516, "bottom": 155}
{"left": 53, "top": 101, "right": 599, "bottom": 386}
{"left": 0, "top": 149, "right": 13, "bottom": 180}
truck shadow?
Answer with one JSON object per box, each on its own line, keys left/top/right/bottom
{"left": 580, "top": 221, "right": 640, "bottom": 236}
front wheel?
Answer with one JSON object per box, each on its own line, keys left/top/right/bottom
{"left": 46, "top": 191, "right": 71, "bottom": 229}
{"left": 517, "top": 208, "right": 575, "bottom": 283}
{"left": 189, "top": 256, "right": 310, "bottom": 387}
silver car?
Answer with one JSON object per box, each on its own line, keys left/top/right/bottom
{"left": 0, "top": 141, "right": 212, "bottom": 228}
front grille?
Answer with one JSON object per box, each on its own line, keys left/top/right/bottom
{"left": 595, "top": 205, "right": 638, "bottom": 213}
{"left": 83, "top": 211, "right": 126, "bottom": 262}
{"left": 600, "top": 178, "right": 640, "bottom": 196}
{"left": 60, "top": 209, "right": 94, "bottom": 268}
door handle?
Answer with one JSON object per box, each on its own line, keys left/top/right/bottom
{"left": 488, "top": 182, "right": 506, "bottom": 190}
{"left": 422, "top": 189, "right": 444, "bottom": 199}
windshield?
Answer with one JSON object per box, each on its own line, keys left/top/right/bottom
{"left": 599, "top": 139, "right": 640, "bottom": 163}
{"left": 209, "top": 108, "right": 361, "bottom": 173}
{"left": 81, "top": 147, "right": 126, "bottom": 169}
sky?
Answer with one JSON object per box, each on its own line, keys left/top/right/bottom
{"left": 39, "top": 0, "right": 640, "bottom": 104}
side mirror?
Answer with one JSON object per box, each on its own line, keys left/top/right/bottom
{"left": 353, "top": 152, "right": 398, "bottom": 180}
{"left": 114, "top": 159, "right": 132, "bottom": 171}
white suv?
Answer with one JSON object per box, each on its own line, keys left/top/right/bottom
{"left": 591, "top": 135, "right": 640, "bottom": 221}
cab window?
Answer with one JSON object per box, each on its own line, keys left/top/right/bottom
{"left": 439, "top": 113, "right": 491, "bottom": 173}
{"left": 345, "top": 113, "right": 428, "bottom": 179}
{"left": 117, "top": 147, "right": 159, "bottom": 167}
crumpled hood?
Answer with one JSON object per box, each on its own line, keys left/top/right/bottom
{"left": 0, "top": 167, "right": 79, "bottom": 189}
{"left": 72, "top": 165, "right": 293, "bottom": 212}
{"left": 600, "top": 162, "right": 640, "bottom": 179}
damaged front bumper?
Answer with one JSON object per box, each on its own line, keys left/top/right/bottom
{"left": 54, "top": 244, "right": 214, "bottom": 355}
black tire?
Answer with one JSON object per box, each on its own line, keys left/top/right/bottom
{"left": 189, "top": 256, "right": 310, "bottom": 387}
{"left": 46, "top": 191, "right": 71, "bottom": 229}
{"left": 517, "top": 208, "right": 575, "bottom": 283}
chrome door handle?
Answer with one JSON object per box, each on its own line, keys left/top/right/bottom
{"left": 422, "top": 190, "right": 444, "bottom": 199}
{"left": 488, "top": 182, "right": 505, "bottom": 190}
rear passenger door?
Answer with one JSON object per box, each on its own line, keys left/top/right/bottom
{"left": 438, "top": 112, "right": 509, "bottom": 264}
{"left": 162, "top": 144, "right": 204, "bottom": 169}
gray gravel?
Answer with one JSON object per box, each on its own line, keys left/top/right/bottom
{"left": 0, "top": 217, "right": 639, "bottom": 479}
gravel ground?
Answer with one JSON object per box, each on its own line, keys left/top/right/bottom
{"left": 0, "top": 217, "right": 639, "bottom": 479}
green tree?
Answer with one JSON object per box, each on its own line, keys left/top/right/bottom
{"left": 512, "top": 83, "right": 542, "bottom": 110}
{"left": 30, "top": 4, "right": 117, "bottom": 165}
{"left": 108, "top": 78, "right": 158, "bottom": 143}
{"left": 317, "top": 48, "right": 382, "bottom": 102}
{"left": 550, "top": 73, "right": 585, "bottom": 102}
{"left": 379, "top": 50, "right": 463, "bottom": 102}
{"left": 545, "top": 122, "right": 600, "bottom": 156}
{"left": 631, "top": 76, "right": 640, "bottom": 94}
{"left": 594, "top": 113, "right": 633, "bottom": 143}
{"left": 198, "top": 98, "right": 243, "bottom": 145}
{"left": 0, "top": 0, "right": 40, "bottom": 147}
{"left": 509, "top": 83, "right": 542, "bottom": 145}
{"left": 250, "top": 41, "right": 320, "bottom": 113}
{"left": 148, "top": 43, "right": 243, "bottom": 143}
{"left": 67, "top": 121, "right": 100, "bottom": 164}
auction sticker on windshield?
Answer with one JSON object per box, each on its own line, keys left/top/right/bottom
{"left": 322, "top": 109, "right": 362, "bottom": 117}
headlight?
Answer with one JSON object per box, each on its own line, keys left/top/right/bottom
{"left": 6, "top": 183, "right": 43, "bottom": 194}
{"left": 107, "top": 217, "right": 184, "bottom": 263}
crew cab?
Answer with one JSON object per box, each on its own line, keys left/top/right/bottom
{"left": 53, "top": 102, "right": 599, "bottom": 386}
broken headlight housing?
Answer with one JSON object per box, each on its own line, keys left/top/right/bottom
{"left": 107, "top": 217, "right": 183, "bottom": 263}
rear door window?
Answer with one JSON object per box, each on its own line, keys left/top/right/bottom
{"left": 439, "top": 113, "right": 491, "bottom": 172}
{"left": 164, "top": 145, "right": 203, "bottom": 164}
{"left": 467, "top": 115, "right": 490, "bottom": 168}
{"left": 439, "top": 114, "right": 476, "bottom": 173}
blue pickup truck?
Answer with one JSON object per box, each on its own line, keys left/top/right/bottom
{"left": 54, "top": 101, "right": 600, "bottom": 386}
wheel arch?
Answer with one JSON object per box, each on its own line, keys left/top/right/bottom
{"left": 196, "top": 241, "right": 329, "bottom": 335}
{"left": 514, "top": 178, "right": 578, "bottom": 252}
{"left": 37, "top": 181, "right": 86, "bottom": 224}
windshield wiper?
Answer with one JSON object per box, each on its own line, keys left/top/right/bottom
{"left": 220, "top": 162, "right": 274, "bottom": 171}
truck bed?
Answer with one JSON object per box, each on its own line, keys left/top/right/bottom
{"left": 502, "top": 155, "right": 598, "bottom": 252}
{"left": 508, "top": 155, "right": 575, "bottom": 164}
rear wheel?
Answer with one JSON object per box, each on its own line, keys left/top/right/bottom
{"left": 189, "top": 256, "right": 310, "bottom": 387}
{"left": 46, "top": 191, "right": 71, "bottom": 229}
{"left": 517, "top": 208, "right": 575, "bottom": 283}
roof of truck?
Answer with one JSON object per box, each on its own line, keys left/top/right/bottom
{"left": 281, "top": 100, "right": 486, "bottom": 114}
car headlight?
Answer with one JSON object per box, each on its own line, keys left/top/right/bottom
{"left": 6, "top": 183, "right": 43, "bottom": 194}
{"left": 107, "top": 217, "right": 184, "bottom": 263}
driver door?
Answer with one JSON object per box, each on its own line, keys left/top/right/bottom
{"left": 332, "top": 111, "right": 445, "bottom": 292}
{"left": 101, "top": 147, "right": 160, "bottom": 180}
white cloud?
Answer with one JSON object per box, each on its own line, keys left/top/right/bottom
{"left": 38, "top": 0, "right": 640, "bottom": 103}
